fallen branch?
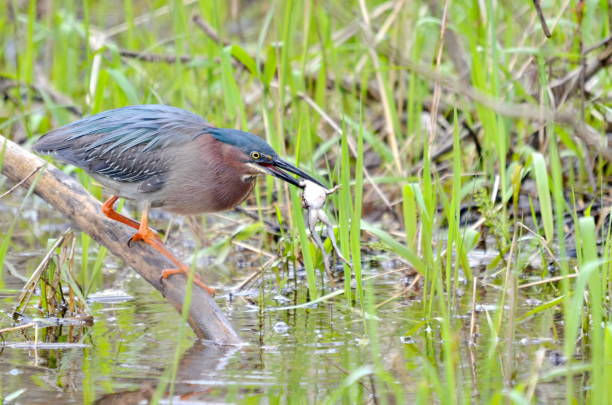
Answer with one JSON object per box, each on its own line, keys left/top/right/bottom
{"left": 193, "top": 15, "right": 230, "bottom": 47}
{"left": 0, "top": 135, "right": 241, "bottom": 345}
{"left": 119, "top": 50, "right": 193, "bottom": 64}
{"left": 550, "top": 38, "right": 612, "bottom": 105}
{"left": 532, "top": 0, "right": 552, "bottom": 38}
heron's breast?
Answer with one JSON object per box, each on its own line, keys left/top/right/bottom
{"left": 166, "top": 176, "right": 255, "bottom": 214}
{"left": 160, "top": 147, "right": 256, "bottom": 214}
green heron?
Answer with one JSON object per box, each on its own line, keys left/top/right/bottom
{"left": 34, "top": 104, "right": 322, "bottom": 294}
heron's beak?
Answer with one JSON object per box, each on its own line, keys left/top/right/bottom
{"left": 263, "top": 158, "right": 324, "bottom": 188}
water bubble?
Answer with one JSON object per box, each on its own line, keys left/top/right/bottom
{"left": 400, "top": 336, "right": 415, "bottom": 344}
{"left": 273, "top": 321, "right": 290, "bottom": 334}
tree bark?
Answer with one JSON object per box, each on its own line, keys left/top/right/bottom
{"left": 0, "top": 135, "right": 242, "bottom": 345}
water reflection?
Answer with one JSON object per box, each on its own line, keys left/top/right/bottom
{"left": 0, "top": 190, "right": 573, "bottom": 403}
{"left": 94, "top": 342, "right": 241, "bottom": 404}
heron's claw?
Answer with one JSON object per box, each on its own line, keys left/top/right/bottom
{"left": 158, "top": 275, "right": 167, "bottom": 296}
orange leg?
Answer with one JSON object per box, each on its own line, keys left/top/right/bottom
{"left": 179, "top": 389, "right": 213, "bottom": 400}
{"left": 129, "top": 205, "right": 215, "bottom": 296}
{"left": 101, "top": 195, "right": 141, "bottom": 230}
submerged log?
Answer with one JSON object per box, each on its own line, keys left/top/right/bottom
{"left": 0, "top": 135, "right": 241, "bottom": 345}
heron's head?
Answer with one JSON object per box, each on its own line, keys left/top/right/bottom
{"left": 208, "top": 127, "right": 323, "bottom": 188}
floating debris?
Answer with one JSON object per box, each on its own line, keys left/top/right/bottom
{"left": 273, "top": 321, "right": 290, "bottom": 334}
{"left": 1, "top": 342, "right": 90, "bottom": 349}
{"left": 87, "top": 289, "right": 134, "bottom": 304}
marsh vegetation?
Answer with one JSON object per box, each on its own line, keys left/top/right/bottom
{"left": 0, "top": 1, "right": 611, "bottom": 403}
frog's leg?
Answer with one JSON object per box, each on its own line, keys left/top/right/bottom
{"left": 307, "top": 209, "right": 335, "bottom": 280}
{"left": 318, "top": 210, "right": 351, "bottom": 267}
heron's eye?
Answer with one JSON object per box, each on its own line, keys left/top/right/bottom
{"left": 250, "top": 151, "right": 261, "bottom": 160}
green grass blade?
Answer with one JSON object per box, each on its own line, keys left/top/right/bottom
{"left": 531, "top": 152, "right": 554, "bottom": 242}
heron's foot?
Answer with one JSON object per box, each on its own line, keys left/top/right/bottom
{"left": 160, "top": 267, "right": 216, "bottom": 296}
{"left": 127, "top": 225, "right": 215, "bottom": 296}
{"left": 127, "top": 227, "right": 161, "bottom": 247}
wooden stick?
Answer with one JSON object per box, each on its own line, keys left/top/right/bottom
{"left": 532, "top": 0, "right": 551, "bottom": 38}
{"left": 0, "top": 135, "right": 241, "bottom": 345}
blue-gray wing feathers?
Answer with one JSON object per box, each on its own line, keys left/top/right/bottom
{"left": 34, "top": 105, "right": 210, "bottom": 192}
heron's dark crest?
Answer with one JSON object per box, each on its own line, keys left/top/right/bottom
{"left": 207, "top": 127, "right": 277, "bottom": 160}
